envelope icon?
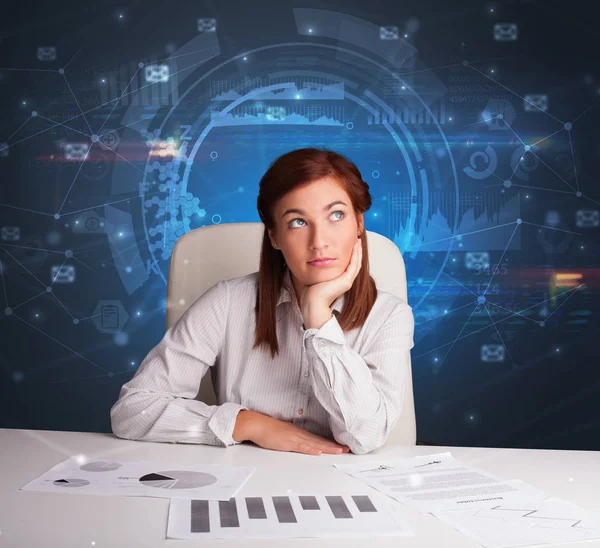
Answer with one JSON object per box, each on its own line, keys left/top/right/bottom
{"left": 481, "top": 344, "right": 505, "bottom": 362}
{"left": 380, "top": 26, "right": 399, "bottom": 40}
{"left": 37, "top": 46, "right": 56, "bottom": 61}
{"left": 493, "top": 23, "right": 518, "bottom": 41}
{"left": 465, "top": 251, "right": 490, "bottom": 270}
{"left": 524, "top": 94, "right": 548, "bottom": 112}
{"left": 1, "top": 226, "right": 20, "bottom": 241}
{"left": 197, "top": 18, "right": 216, "bottom": 32}
{"left": 51, "top": 265, "right": 76, "bottom": 283}
{"left": 145, "top": 64, "right": 169, "bottom": 83}
{"left": 576, "top": 209, "right": 600, "bottom": 228}
{"left": 65, "top": 143, "right": 89, "bottom": 161}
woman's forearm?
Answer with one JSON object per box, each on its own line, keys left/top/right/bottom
{"left": 232, "top": 409, "right": 263, "bottom": 442}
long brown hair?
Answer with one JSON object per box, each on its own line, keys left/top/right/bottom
{"left": 254, "top": 147, "right": 377, "bottom": 358}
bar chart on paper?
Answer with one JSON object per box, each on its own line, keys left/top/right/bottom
{"left": 167, "top": 492, "right": 414, "bottom": 539}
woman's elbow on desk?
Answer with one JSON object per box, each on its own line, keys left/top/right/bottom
{"left": 343, "top": 438, "right": 385, "bottom": 455}
{"left": 330, "top": 403, "right": 402, "bottom": 455}
{"left": 333, "top": 429, "right": 389, "bottom": 455}
{"left": 109, "top": 391, "right": 158, "bottom": 441}
{"left": 332, "top": 408, "right": 403, "bottom": 454}
{"left": 110, "top": 401, "right": 141, "bottom": 441}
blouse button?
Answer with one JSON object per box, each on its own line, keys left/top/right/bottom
{"left": 297, "top": 408, "right": 304, "bottom": 415}
{"left": 303, "top": 371, "right": 310, "bottom": 378}
{"left": 318, "top": 341, "right": 324, "bottom": 348}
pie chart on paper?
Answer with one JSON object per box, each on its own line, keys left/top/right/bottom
{"left": 80, "top": 461, "right": 122, "bottom": 472}
{"left": 53, "top": 478, "right": 90, "bottom": 488}
{"left": 139, "top": 470, "right": 218, "bottom": 490}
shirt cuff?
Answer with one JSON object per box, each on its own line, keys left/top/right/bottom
{"left": 207, "top": 401, "right": 249, "bottom": 447}
{"left": 302, "top": 313, "right": 346, "bottom": 348}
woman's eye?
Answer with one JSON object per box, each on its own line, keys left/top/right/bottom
{"left": 289, "top": 210, "right": 344, "bottom": 229}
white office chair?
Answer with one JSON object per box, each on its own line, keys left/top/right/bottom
{"left": 166, "top": 222, "right": 417, "bottom": 446}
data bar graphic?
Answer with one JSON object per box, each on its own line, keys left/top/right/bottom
{"left": 188, "top": 494, "right": 378, "bottom": 534}
{"left": 219, "top": 498, "right": 240, "bottom": 528}
{"left": 326, "top": 496, "right": 353, "bottom": 519}
{"left": 245, "top": 497, "right": 267, "bottom": 519}
{"left": 272, "top": 496, "right": 297, "bottom": 523}
{"left": 190, "top": 500, "right": 210, "bottom": 533}
{"left": 175, "top": 494, "right": 411, "bottom": 540}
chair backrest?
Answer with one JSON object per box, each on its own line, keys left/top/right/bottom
{"left": 166, "top": 222, "right": 416, "bottom": 446}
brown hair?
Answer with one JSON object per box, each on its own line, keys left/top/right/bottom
{"left": 254, "top": 147, "right": 377, "bottom": 358}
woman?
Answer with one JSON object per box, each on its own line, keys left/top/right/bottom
{"left": 110, "top": 148, "right": 414, "bottom": 455}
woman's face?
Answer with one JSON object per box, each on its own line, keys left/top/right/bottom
{"left": 268, "top": 176, "right": 364, "bottom": 291}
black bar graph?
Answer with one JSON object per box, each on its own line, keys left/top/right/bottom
{"left": 353, "top": 495, "right": 378, "bottom": 512}
{"left": 186, "top": 494, "right": 385, "bottom": 536}
{"left": 219, "top": 498, "right": 240, "bottom": 528}
{"left": 272, "top": 496, "right": 298, "bottom": 523}
{"left": 190, "top": 500, "right": 210, "bottom": 533}
{"left": 246, "top": 497, "right": 267, "bottom": 519}
{"left": 299, "top": 495, "right": 320, "bottom": 510}
{"left": 326, "top": 496, "right": 353, "bottom": 519}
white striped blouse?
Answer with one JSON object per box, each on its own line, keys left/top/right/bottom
{"left": 110, "top": 266, "right": 415, "bottom": 454}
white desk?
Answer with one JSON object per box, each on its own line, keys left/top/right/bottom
{"left": 1, "top": 428, "right": 599, "bottom": 547}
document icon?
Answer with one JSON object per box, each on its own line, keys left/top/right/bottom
{"left": 493, "top": 23, "right": 518, "bottom": 41}
{"left": 481, "top": 344, "right": 505, "bottom": 362}
{"left": 64, "top": 143, "right": 89, "bottom": 161}
{"left": 51, "top": 265, "right": 76, "bottom": 283}
{"left": 37, "top": 46, "right": 56, "bottom": 61}
{"left": 379, "top": 26, "right": 399, "bottom": 40}
{"left": 576, "top": 209, "right": 600, "bottom": 228}
{"left": 465, "top": 252, "right": 490, "bottom": 270}
{"left": 101, "top": 305, "right": 120, "bottom": 330}
{"left": 524, "top": 94, "right": 548, "bottom": 112}
{"left": 92, "top": 300, "right": 127, "bottom": 333}
{"left": 145, "top": 64, "right": 169, "bottom": 83}
{"left": 1, "top": 226, "right": 20, "bottom": 241}
{"left": 197, "top": 18, "right": 216, "bottom": 32}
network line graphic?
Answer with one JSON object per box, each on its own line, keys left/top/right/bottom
{"left": 0, "top": 8, "right": 595, "bottom": 416}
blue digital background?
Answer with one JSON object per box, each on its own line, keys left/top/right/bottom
{"left": 1, "top": 0, "right": 598, "bottom": 449}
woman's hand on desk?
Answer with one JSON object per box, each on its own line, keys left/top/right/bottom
{"left": 232, "top": 410, "right": 350, "bottom": 456}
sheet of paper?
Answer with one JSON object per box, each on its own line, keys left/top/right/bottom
{"left": 20, "top": 456, "right": 254, "bottom": 501}
{"left": 167, "top": 492, "right": 414, "bottom": 539}
{"left": 334, "top": 452, "right": 547, "bottom": 513}
{"left": 433, "top": 496, "right": 600, "bottom": 548}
